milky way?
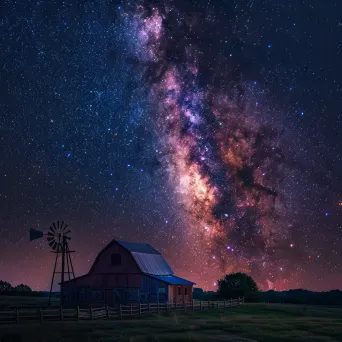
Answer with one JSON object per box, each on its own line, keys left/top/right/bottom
{"left": 119, "top": 2, "right": 297, "bottom": 289}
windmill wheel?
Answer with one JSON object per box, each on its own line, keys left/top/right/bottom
{"left": 46, "top": 221, "right": 71, "bottom": 251}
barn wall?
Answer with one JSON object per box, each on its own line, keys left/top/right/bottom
{"left": 141, "top": 275, "right": 168, "bottom": 302}
{"left": 169, "top": 284, "right": 193, "bottom": 303}
{"left": 90, "top": 242, "right": 141, "bottom": 274}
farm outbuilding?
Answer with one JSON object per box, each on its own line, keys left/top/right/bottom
{"left": 61, "top": 239, "right": 195, "bottom": 307}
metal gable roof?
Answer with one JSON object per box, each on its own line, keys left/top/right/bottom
{"left": 131, "top": 252, "right": 174, "bottom": 276}
{"left": 116, "top": 240, "right": 174, "bottom": 276}
{"left": 148, "top": 274, "right": 195, "bottom": 285}
{"left": 116, "top": 240, "right": 160, "bottom": 254}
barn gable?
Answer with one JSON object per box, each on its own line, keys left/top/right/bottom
{"left": 88, "top": 239, "right": 173, "bottom": 276}
{"left": 89, "top": 239, "right": 140, "bottom": 274}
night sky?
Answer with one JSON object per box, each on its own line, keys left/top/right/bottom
{"left": 1, "top": 0, "right": 342, "bottom": 292}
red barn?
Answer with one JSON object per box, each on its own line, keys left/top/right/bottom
{"left": 61, "top": 239, "right": 195, "bottom": 307}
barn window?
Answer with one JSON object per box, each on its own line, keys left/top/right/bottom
{"left": 111, "top": 253, "right": 122, "bottom": 266}
{"left": 177, "top": 287, "right": 182, "bottom": 296}
{"left": 184, "top": 288, "right": 188, "bottom": 295}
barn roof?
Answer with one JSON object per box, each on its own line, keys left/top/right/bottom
{"left": 130, "top": 252, "right": 173, "bottom": 275}
{"left": 87, "top": 239, "right": 174, "bottom": 276}
{"left": 149, "top": 274, "right": 195, "bottom": 285}
{"left": 116, "top": 240, "right": 174, "bottom": 276}
{"left": 62, "top": 239, "right": 194, "bottom": 285}
{"left": 116, "top": 240, "right": 160, "bottom": 255}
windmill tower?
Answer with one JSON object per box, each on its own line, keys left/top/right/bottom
{"left": 30, "top": 221, "right": 75, "bottom": 306}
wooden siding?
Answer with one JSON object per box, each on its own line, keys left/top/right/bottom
{"left": 140, "top": 275, "right": 168, "bottom": 302}
{"left": 90, "top": 242, "right": 141, "bottom": 274}
{"left": 169, "top": 284, "right": 193, "bottom": 303}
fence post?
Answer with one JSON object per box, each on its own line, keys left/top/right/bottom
{"left": 16, "top": 309, "right": 19, "bottom": 324}
{"left": 39, "top": 308, "right": 43, "bottom": 323}
{"left": 184, "top": 301, "right": 186, "bottom": 312}
{"left": 106, "top": 305, "right": 110, "bottom": 319}
{"left": 139, "top": 303, "right": 142, "bottom": 316}
{"left": 157, "top": 302, "right": 159, "bottom": 313}
{"left": 148, "top": 302, "right": 151, "bottom": 312}
{"left": 77, "top": 306, "right": 80, "bottom": 321}
{"left": 119, "top": 304, "right": 122, "bottom": 320}
{"left": 217, "top": 301, "right": 219, "bottom": 310}
{"left": 200, "top": 300, "right": 202, "bottom": 310}
{"left": 60, "top": 306, "right": 64, "bottom": 322}
{"left": 90, "top": 306, "right": 93, "bottom": 320}
{"left": 208, "top": 300, "right": 210, "bottom": 309}
{"left": 130, "top": 304, "right": 133, "bottom": 316}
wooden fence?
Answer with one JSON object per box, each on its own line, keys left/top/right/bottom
{"left": 0, "top": 297, "right": 244, "bottom": 325}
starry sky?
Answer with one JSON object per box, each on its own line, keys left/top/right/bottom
{"left": 1, "top": 0, "right": 342, "bottom": 292}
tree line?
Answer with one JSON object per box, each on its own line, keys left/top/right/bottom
{"left": 0, "top": 280, "right": 46, "bottom": 297}
{"left": 193, "top": 272, "right": 342, "bottom": 306}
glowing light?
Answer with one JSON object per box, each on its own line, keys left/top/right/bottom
{"left": 290, "top": 243, "right": 294, "bottom": 248}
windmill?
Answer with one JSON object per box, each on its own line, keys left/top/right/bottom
{"left": 30, "top": 221, "right": 75, "bottom": 306}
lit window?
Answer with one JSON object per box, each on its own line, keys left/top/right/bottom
{"left": 111, "top": 253, "right": 121, "bottom": 266}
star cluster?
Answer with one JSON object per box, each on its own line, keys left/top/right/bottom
{"left": 0, "top": 0, "right": 341, "bottom": 291}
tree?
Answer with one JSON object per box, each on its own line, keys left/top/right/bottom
{"left": 13, "top": 284, "right": 32, "bottom": 293}
{"left": 217, "top": 272, "right": 259, "bottom": 298}
{"left": 0, "top": 280, "right": 12, "bottom": 292}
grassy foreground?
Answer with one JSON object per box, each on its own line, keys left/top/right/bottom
{"left": 1, "top": 303, "right": 342, "bottom": 342}
{"left": 0, "top": 295, "right": 59, "bottom": 308}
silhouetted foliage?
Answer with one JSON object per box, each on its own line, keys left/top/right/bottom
{"left": 246, "top": 289, "right": 342, "bottom": 305}
{"left": 0, "top": 281, "right": 12, "bottom": 292}
{"left": 193, "top": 288, "right": 218, "bottom": 300}
{"left": 0, "top": 281, "right": 33, "bottom": 295}
{"left": 13, "top": 284, "right": 32, "bottom": 292}
{"left": 218, "top": 273, "right": 259, "bottom": 298}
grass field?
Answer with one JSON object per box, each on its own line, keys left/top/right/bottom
{"left": 1, "top": 303, "right": 342, "bottom": 342}
{"left": 0, "top": 295, "right": 59, "bottom": 308}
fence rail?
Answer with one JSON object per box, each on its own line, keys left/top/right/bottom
{"left": 0, "top": 297, "right": 244, "bottom": 325}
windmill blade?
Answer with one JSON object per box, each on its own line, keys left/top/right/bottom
{"left": 57, "top": 220, "right": 60, "bottom": 229}
{"left": 47, "top": 231, "right": 54, "bottom": 237}
{"left": 47, "top": 236, "right": 54, "bottom": 241}
{"left": 53, "top": 222, "right": 57, "bottom": 231}
{"left": 48, "top": 240, "right": 55, "bottom": 249}
{"left": 52, "top": 241, "right": 57, "bottom": 250}
{"left": 49, "top": 225, "right": 56, "bottom": 233}
{"left": 64, "top": 230, "right": 71, "bottom": 235}
{"left": 65, "top": 236, "right": 71, "bottom": 240}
